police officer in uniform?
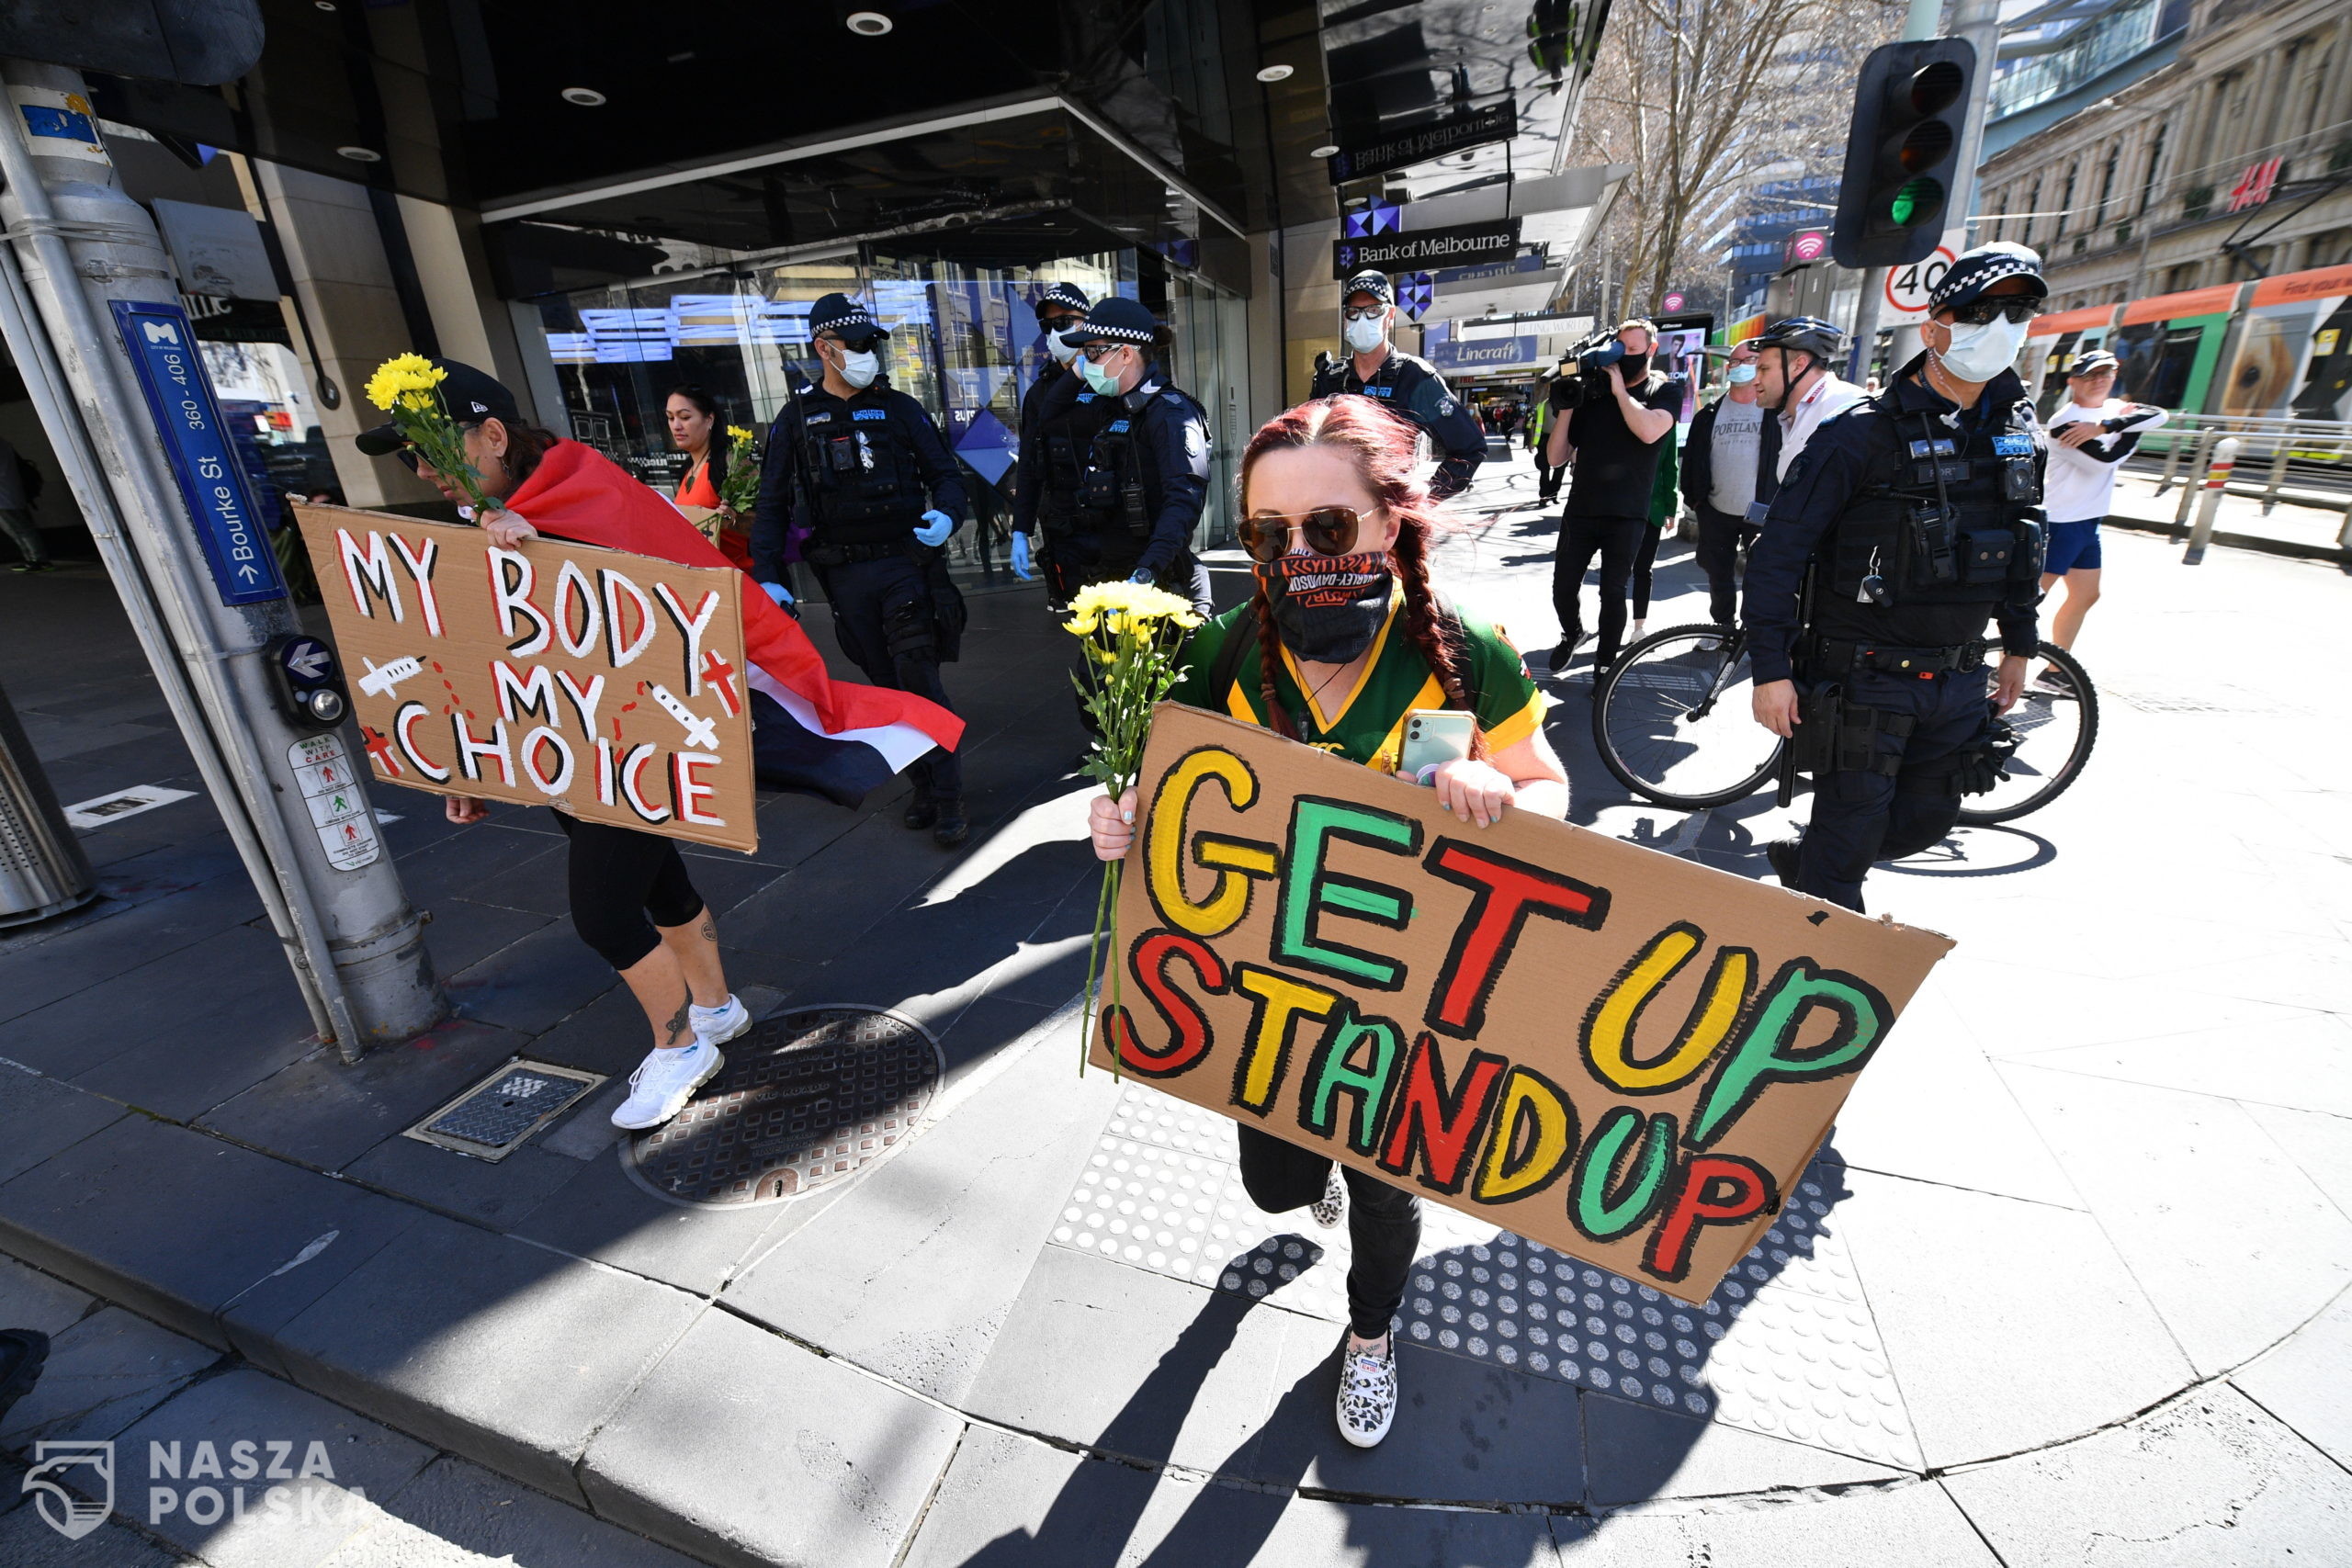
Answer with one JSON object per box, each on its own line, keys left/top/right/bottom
{"left": 1013, "top": 295, "right": 1213, "bottom": 615}
{"left": 1310, "top": 270, "right": 1486, "bottom": 501}
{"left": 1745, "top": 243, "right": 2051, "bottom": 912}
{"left": 752, "top": 293, "right": 972, "bottom": 847}
{"left": 1008, "top": 282, "right": 1091, "bottom": 585}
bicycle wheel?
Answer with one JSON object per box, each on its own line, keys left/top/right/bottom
{"left": 1591, "top": 625, "right": 1786, "bottom": 809}
{"left": 1955, "top": 643, "right": 2099, "bottom": 824}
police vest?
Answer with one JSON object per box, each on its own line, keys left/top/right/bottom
{"left": 1036, "top": 389, "right": 1172, "bottom": 551}
{"left": 1824, "top": 395, "right": 2046, "bottom": 609}
{"left": 799, "top": 400, "right": 928, "bottom": 547}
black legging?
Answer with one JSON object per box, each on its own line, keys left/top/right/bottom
{"left": 1236, "top": 1125, "right": 1421, "bottom": 1338}
{"left": 552, "top": 812, "right": 705, "bottom": 971}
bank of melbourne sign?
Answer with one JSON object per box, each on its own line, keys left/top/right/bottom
{"left": 1335, "top": 220, "right": 1521, "bottom": 280}
{"left": 1329, "top": 103, "right": 1518, "bottom": 184}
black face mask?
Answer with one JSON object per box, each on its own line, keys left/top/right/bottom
{"left": 1616, "top": 352, "right": 1649, "bottom": 379}
{"left": 1261, "top": 549, "right": 1392, "bottom": 665}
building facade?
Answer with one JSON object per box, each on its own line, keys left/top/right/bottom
{"left": 1978, "top": 0, "right": 2352, "bottom": 311}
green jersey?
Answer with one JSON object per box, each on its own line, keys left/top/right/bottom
{"left": 1166, "top": 589, "right": 1548, "bottom": 775}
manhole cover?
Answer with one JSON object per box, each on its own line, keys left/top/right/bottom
{"left": 403, "top": 1061, "right": 603, "bottom": 1162}
{"left": 619, "top": 1005, "right": 943, "bottom": 1208}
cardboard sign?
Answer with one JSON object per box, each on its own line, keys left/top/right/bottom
{"left": 295, "top": 505, "right": 758, "bottom": 853}
{"left": 675, "top": 502, "right": 725, "bottom": 550}
{"left": 1089, "top": 705, "right": 1953, "bottom": 1303}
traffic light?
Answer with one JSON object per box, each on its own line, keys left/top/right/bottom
{"left": 1831, "top": 39, "right": 1976, "bottom": 269}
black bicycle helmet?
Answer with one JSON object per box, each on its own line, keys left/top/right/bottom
{"left": 1753, "top": 315, "right": 1846, "bottom": 364}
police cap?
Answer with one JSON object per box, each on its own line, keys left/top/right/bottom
{"left": 356, "top": 359, "right": 524, "bottom": 456}
{"left": 1060, "top": 296, "right": 1159, "bottom": 347}
{"left": 1035, "top": 281, "right": 1091, "bottom": 320}
{"left": 808, "top": 293, "right": 888, "bottom": 347}
{"left": 1928, "top": 243, "right": 2048, "bottom": 313}
{"left": 1340, "top": 269, "right": 1395, "bottom": 307}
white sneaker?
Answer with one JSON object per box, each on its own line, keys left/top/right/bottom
{"left": 610, "top": 1039, "right": 724, "bottom": 1131}
{"left": 1335, "top": 1333, "right": 1398, "bottom": 1449}
{"left": 690, "top": 994, "right": 753, "bottom": 1047}
{"left": 1310, "top": 1165, "right": 1345, "bottom": 1229}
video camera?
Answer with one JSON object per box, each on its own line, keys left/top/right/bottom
{"left": 1544, "top": 330, "right": 1630, "bottom": 412}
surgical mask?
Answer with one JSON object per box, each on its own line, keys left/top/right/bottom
{"left": 1046, "top": 328, "right": 1080, "bottom": 365}
{"left": 1726, "top": 363, "right": 1758, "bottom": 386}
{"left": 837, "top": 348, "right": 881, "bottom": 389}
{"left": 1080, "top": 353, "right": 1124, "bottom": 396}
{"left": 1261, "top": 549, "right": 1392, "bottom": 665}
{"left": 1343, "top": 315, "right": 1387, "bottom": 354}
{"left": 1936, "top": 313, "right": 2030, "bottom": 383}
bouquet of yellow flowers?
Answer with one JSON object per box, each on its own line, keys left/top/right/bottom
{"left": 1067, "top": 580, "right": 1202, "bottom": 1071}
{"left": 718, "top": 424, "right": 762, "bottom": 517}
{"left": 363, "top": 355, "right": 493, "bottom": 516}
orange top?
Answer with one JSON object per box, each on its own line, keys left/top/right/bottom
{"left": 673, "top": 457, "right": 721, "bottom": 509}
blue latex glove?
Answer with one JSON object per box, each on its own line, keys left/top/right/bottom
{"left": 761, "top": 581, "right": 793, "bottom": 606}
{"left": 1127, "top": 569, "right": 1155, "bottom": 585}
{"left": 1010, "top": 532, "right": 1035, "bottom": 581}
{"left": 914, "top": 510, "right": 956, "bottom": 547}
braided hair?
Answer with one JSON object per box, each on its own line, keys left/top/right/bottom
{"left": 1238, "top": 395, "right": 1487, "bottom": 760}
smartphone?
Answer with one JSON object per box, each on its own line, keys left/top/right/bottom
{"left": 1399, "top": 708, "right": 1476, "bottom": 785}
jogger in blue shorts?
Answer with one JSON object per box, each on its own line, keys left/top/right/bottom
{"left": 2041, "top": 352, "right": 2167, "bottom": 675}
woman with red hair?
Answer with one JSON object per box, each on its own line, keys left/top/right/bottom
{"left": 1087, "top": 394, "right": 1568, "bottom": 1448}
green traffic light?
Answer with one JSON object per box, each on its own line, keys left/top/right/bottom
{"left": 1889, "top": 176, "right": 1942, "bottom": 228}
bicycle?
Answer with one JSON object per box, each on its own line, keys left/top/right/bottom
{"left": 1588, "top": 623, "right": 2098, "bottom": 824}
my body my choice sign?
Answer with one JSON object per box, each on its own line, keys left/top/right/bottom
{"left": 1091, "top": 705, "right": 1953, "bottom": 1303}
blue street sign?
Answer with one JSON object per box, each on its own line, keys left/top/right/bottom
{"left": 109, "top": 299, "right": 288, "bottom": 606}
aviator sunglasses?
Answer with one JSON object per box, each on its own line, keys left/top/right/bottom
{"left": 1944, "top": 298, "right": 2041, "bottom": 327}
{"left": 1238, "top": 505, "right": 1370, "bottom": 563}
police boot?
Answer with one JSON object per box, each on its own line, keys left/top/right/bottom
{"left": 930, "top": 798, "right": 969, "bottom": 849}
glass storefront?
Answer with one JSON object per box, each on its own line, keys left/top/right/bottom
{"left": 526, "top": 243, "right": 1242, "bottom": 582}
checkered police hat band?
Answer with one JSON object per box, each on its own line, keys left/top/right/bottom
{"left": 1930, "top": 254, "right": 2040, "bottom": 310}
{"left": 1090, "top": 321, "right": 1154, "bottom": 344}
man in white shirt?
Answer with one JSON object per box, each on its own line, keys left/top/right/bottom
{"left": 1751, "top": 316, "right": 1869, "bottom": 486}
{"left": 2040, "top": 349, "right": 2167, "bottom": 666}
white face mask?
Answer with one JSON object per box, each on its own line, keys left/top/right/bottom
{"left": 837, "top": 348, "right": 881, "bottom": 389}
{"left": 1344, "top": 314, "right": 1387, "bottom": 355}
{"left": 1046, "top": 328, "right": 1080, "bottom": 365}
{"left": 1936, "top": 314, "right": 2030, "bottom": 383}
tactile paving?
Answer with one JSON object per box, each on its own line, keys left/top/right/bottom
{"left": 622, "top": 1005, "right": 941, "bottom": 1208}
{"left": 1050, "top": 1083, "right": 1921, "bottom": 1469}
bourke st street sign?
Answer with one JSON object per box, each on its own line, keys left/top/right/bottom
{"left": 1091, "top": 706, "right": 1952, "bottom": 1303}
{"left": 296, "top": 506, "right": 758, "bottom": 852}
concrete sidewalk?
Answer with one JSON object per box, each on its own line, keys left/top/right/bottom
{"left": 0, "top": 453, "right": 2347, "bottom": 1565}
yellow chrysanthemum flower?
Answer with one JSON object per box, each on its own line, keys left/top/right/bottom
{"left": 363, "top": 354, "right": 445, "bottom": 412}
{"left": 728, "top": 425, "right": 755, "bottom": 444}
{"left": 1064, "top": 581, "right": 1201, "bottom": 639}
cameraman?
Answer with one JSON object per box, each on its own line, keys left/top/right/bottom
{"left": 1542, "top": 319, "right": 1684, "bottom": 671}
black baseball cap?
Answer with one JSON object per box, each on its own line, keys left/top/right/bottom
{"left": 356, "top": 360, "right": 524, "bottom": 456}
{"left": 2066, "top": 350, "right": 2120, "bottom": 378}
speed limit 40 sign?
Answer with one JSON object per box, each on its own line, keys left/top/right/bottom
{"left": 1885, "top": 230, "right": 1971, "bottom": 316}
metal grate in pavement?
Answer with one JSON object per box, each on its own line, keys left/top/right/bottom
{"left": 1050, "top": 1082, "right": 1921, "bottom": 1470}
{"left": 404, "top": 1062, "right": 603, "bottom": 1161}
{"left": 620, "top": 1004, "right": 942, "bottom": 1209}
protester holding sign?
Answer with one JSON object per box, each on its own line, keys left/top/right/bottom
{"left": 1086, "top": 394, "right": 1567, "bottom": 1450}
{"left": 346, "top": 357, "right": 963, "bottom": 1134}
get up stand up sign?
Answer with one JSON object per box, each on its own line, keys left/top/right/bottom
{"left": 295, "top": 505, "right": 758, "bottom": 852}
{"left": 1092, "top": 705, "right": 1953, "bottom": 1303}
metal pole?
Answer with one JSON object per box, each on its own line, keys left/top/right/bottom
{"left": 2182, "top": 435, "right": 2235, "bottom": 565}
{"left": 2174, "top": 428, "right": 2216, "bottom": 525}
{"left": 1946, "top": 0, "right": 2004, "bottom": 234}
{"left": 0, "top": 60, "right": 442, "bottom": 1055}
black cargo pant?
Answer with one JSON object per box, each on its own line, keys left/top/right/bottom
{"left": 1236, "top": 1126, "right": 1420, "bottom": 1339}
{"left": 1551, "top": 512, "right": 1645, "bottom": 664}
{"left": 1694, "top": 505, "right": 1754, "bottom": 627}
{"left": 821, "top": 554, "right": 961, "bottom": 800}
{"left": 1796, "top": 664, "right": 1993, "bottom": 913}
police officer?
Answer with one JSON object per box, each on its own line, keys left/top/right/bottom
{"left": 1014, "top": 295, "right": 1213, "bottom": 615}
{"left": 1745, "top": 243, "right": 2051, "bottom": 912}
{"left": 1008, "top": 282, "right": 1091, "bottom": 585}
{"left": 752, "top": 292, "right": 971, "bottom": 847}
{"left": 1310, "top": 270, "right": 1486, "bottom": 500}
